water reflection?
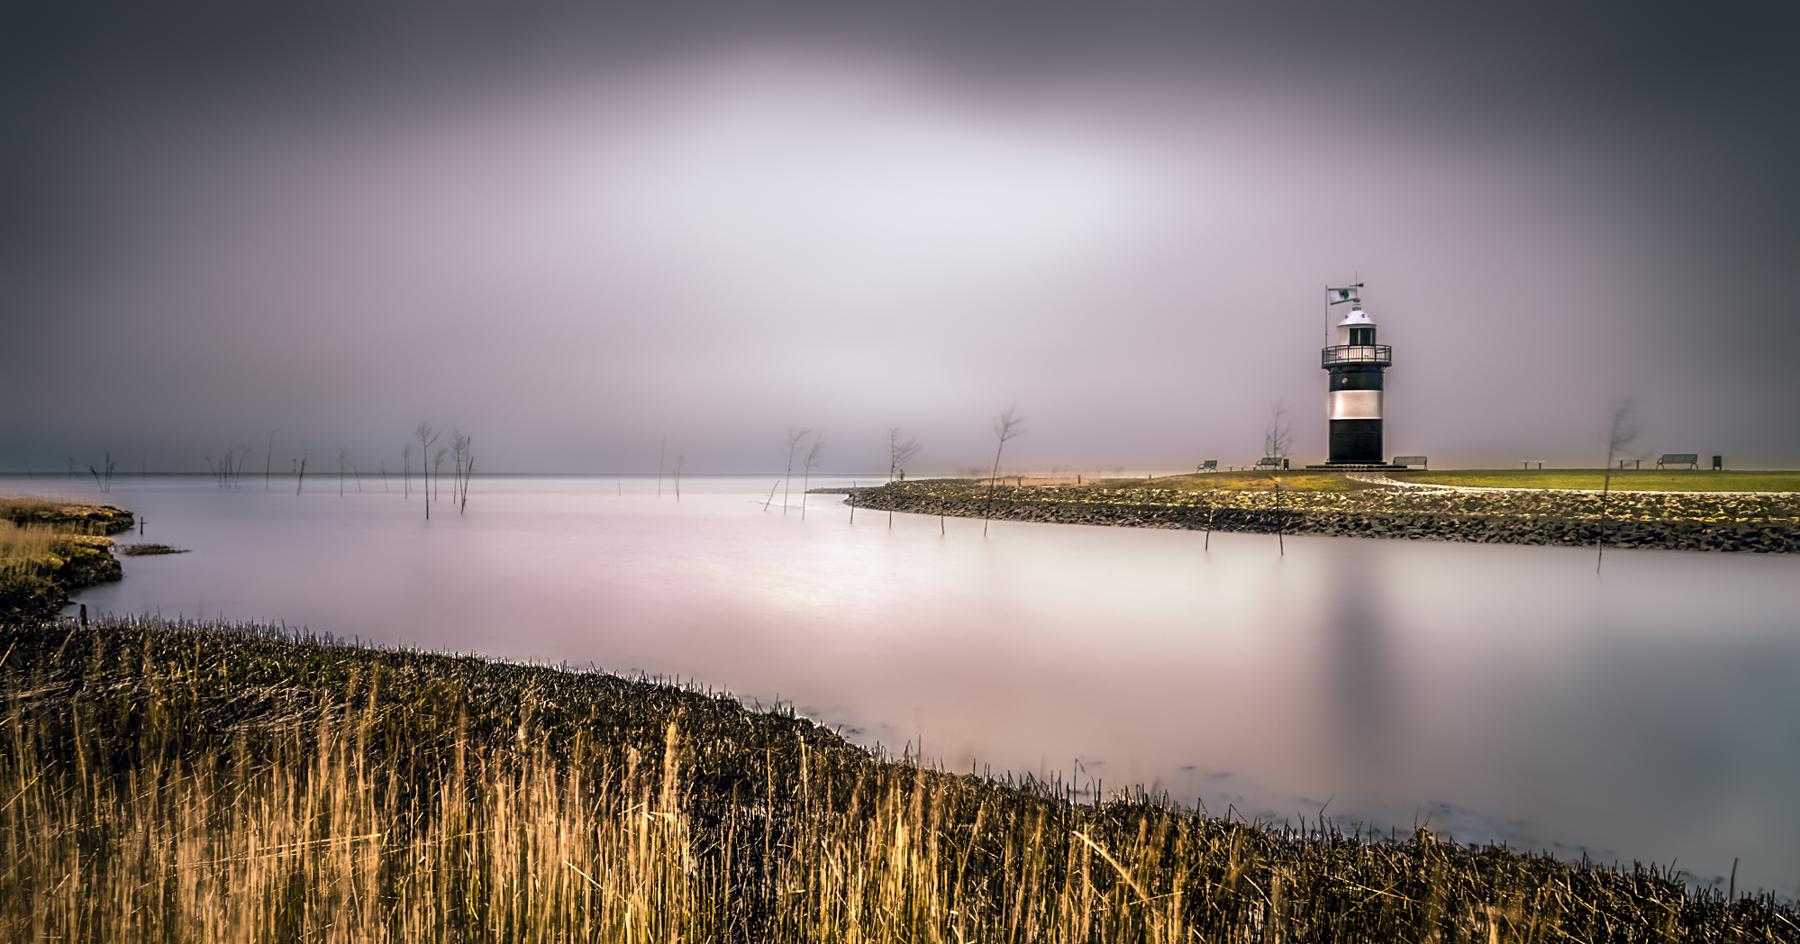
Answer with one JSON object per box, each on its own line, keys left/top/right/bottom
{"left": 33, "top": 475, "right": 1800, "bottom": 899}
{"left": 1324, "top": 548, "right": 1397, "bottom": 805}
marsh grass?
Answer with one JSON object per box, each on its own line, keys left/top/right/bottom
{"left": 117, "top": 543, "right": 189, "bottom": 556}
{"left": 3, "top": 617, "right": 1794, "bottom": 942}
{"left": 0, "top": 521, "right": 71, "bottom": 575}
{"left": 0, "top": 494, "right": 133, "bottom": 535}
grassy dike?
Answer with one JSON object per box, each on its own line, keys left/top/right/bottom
{"left": 842, "top": 474, "right": 1800, "bottom": 553}
{"left": 4, "top": 616, "right": 1797, "bottom": 942}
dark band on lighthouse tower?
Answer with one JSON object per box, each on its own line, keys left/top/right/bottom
{"left": 1320, "top": 287, "right": 1392, "bottom": 466}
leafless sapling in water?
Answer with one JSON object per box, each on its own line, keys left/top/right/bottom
{"left": 783, "top": 428, "right": 812, "bottom": 515}
{"left": 983, "top": 407, "right": 1024, "bottom": 536}
{"left": 433, "top": 446, "right": 448, "bottom": 501}
{"left": 461, "top": 452, "right": 474, "bottom": 513}
{"left": 1597, "top": 399, "right": 1640, "bottom": 572}
{"left": 1264, "top": 401, "right": 1293, "bottom": 555}
{"left": 88, "top": 453, "right": 115, "bottom": 493}
{"left": 265, "top": 429, "right": 278, "bottom": 489}
{"left": 294, "top": 444, "right": 309, "bottom": 495}
{"left": 415, "top": 423, "right": 439, "bottom": 518}
{"left": 450, "top": 431, "right": 473, "bottom": 512}
{"left": 887, "top": 426, "right": 920, "bottom": 528}
{"left": 675, "top": 454, "right": 685, "bottom": 502}
{"left": 208, "top": 444, "right": 250, "bottom": 488}
{"left": 801, "top": 437, "right": 824, "bottom": 519}
{"left": 402, "top": 445, "right": 412, "bottom": 499}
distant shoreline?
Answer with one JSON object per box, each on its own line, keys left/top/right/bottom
{"left": 835, "top": 474, "right": 1800, "bottom": 553}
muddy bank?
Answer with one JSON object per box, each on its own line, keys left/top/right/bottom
{"left": 1, "top": 496, "right": 132, "bottom": 620}
{"left": 837, "top": 480, "right": 1800, "bottom": 553}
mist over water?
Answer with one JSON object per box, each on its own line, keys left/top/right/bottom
{"left": 41, "top": 474, "right": 1800, "bottom": 899}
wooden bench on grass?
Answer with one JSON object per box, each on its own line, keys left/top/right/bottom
{"left": 1254, "top": 457, "right": 1288, "bottom": 471}
{"left": 1393, "top": 455, "right": 1428, "bottom": 469}
{"left": 1656, "top": 453, "right": 1699, "bottom": 470}
{"left": 1197, "top": 460, "right": 1218, "bottom": 473}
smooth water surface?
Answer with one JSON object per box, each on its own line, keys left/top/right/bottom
{"left": 27, "top": 474, "right": 1800, "bottom": 897}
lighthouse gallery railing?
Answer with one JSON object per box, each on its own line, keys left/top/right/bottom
{"left": 1321, "top": 344, "right": 1392, "bottom": 367}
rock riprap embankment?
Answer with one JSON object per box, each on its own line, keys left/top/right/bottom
{"left": 837, "top": 481, "right": 1800, "bottom": 553}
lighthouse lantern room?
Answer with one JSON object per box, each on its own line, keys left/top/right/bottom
{"left": 1316, "top": 285, "right": 1399, "bottom": 468}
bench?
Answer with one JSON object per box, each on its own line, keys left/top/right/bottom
{"left": 1254, "top": 457, "right": 1288, "bottom": 470}
{"left": 1197, "top": 460, "right": 1218, "bottom": 473}
{"left": 1656, "top": 453, "right": 1699, "bottom": 470}
{"left": 1393, "top": 455, "right": 1428, "bottom": 469}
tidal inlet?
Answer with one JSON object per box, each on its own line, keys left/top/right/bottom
{"left": 3, "top": 2, "right": 1799, "bottom": 939}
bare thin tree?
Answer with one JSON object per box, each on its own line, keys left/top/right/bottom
{"left": 210, "top": 443, "right": 250, "bottom": 488}
{"left": 675, "top": 454, "right": 685, "bottom": 502}
{"left": 887, "top": 427, "right": 921, "bottom": 529}
{"left": 1597, "top": 399, "right": 1641, "bottom": 572}
{"left": 983, "top": 407, "right": 1024, "bottom": 536}
{"left": 448, "top": 430, "right": 471, "bottom": 511}
{"left": 402, "top": 445, "right": 413, "bottom": 498}
{"left": 450, "top": 431, "right": 470, "bottom": 508}
{"left": 415, "top": 423, "right": 439, "bottom": 519}
{"left": 88, "top": 453, "right": 115, "bottom": 493}
{"left": 1265, "top": 402, "right": 1293, "bottom": 555}
{"left": 295, "top": 444, "right": 309, "bottom": 496}
{"left": 460, "top": 451, "right": 474, "bottom": 514}
{"left": 1263, "top": 401, "right": 1293, "bottom": 465}
{"left": 265, "top": 429, "right": 278, "bottom": 490}
{"left": 433, "top": 446, "right": 448, "bottom": 501}
{"left": 801, "top": 437, "right": 824, "bottom": 519}
{"left": 783, "top": 428, "right": 812, "bottom": 515}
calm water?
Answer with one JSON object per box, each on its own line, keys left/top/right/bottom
{"left": 25, "top": 474, "right": 1800, "bottom": 898}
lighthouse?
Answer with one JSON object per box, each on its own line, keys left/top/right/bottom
{"left": 1317, "top": 285, "right": 1395, "bottom": 467}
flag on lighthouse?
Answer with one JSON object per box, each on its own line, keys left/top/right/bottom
{"left": 1328, "top": 285, "right": 1362, "bottom": 306}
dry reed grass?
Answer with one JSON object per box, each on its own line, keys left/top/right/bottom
{"left": 0, "top": 521, "right": 70, "bottom": 575}
{"left": 0, "top": 494, "right": 133, "bottom": 535}
{"left": 2, "top": 616, "right": 1793, "bottom": 942}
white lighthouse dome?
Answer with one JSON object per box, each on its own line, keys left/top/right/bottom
{"left": 1337, "top": 305, "right": 1375, "bottom": 327}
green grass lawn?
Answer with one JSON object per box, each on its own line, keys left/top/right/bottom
{"left": 1394, "top": 469, "right": 1800, "bottom": 492}
{"left": 1094, "top": 472, "right": 1362, "bottom": 493}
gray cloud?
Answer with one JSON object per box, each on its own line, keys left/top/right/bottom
{"left": 4, "top": 2, "right": 1797, "bottom": 473}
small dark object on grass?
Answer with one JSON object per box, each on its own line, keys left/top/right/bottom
{"left": 119, "top": 543, "right": 188, "bottom": 556}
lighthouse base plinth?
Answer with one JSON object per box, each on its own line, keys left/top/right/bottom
{"left": 1303, "top": 462, "right": 1412, "bottom": 471}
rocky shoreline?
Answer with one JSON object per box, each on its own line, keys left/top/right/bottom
{"left": 833, "top": 480, "right": 1800, "bottom": 553}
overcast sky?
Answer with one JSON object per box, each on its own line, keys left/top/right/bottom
{"left": 4, "top": 1, "right": 1797, "bottom": 474}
